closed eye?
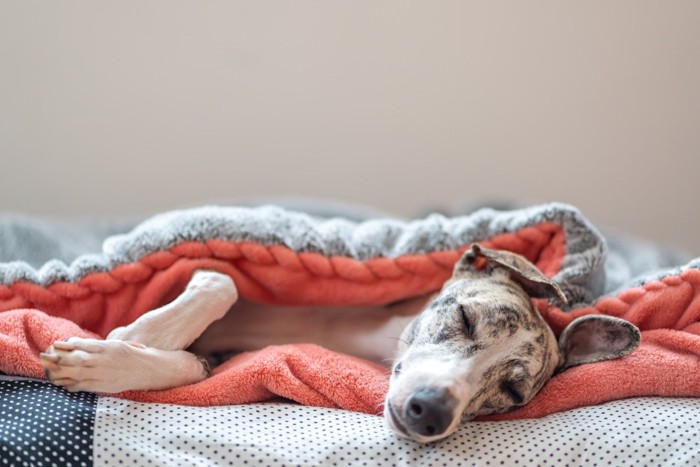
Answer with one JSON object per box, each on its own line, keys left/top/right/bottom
{"left": 459, "top": 304, "right": 472, "bottom": 337}
{"left": 501, "top": 381, "right": 524, "bottom": 404}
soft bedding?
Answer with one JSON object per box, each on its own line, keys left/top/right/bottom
{"left": 2, "top": 374, "right": 699, "bottom": 466}
{"left": 1, "top": 201, "right": 699, "bottom": 465}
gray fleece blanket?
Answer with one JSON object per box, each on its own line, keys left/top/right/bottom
{"left": 0, "top": 201, "right": 689, "bottom": 304}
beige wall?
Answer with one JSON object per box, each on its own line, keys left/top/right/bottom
{"left": 1, "top": 1, "right": 698, "bottom": 253}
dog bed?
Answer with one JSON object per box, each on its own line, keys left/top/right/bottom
{"left": 1, "top": 201, "right": 699, "bottom": 465}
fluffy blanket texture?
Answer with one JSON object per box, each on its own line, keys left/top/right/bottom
{"left": 0, "top": 203, "right": 698, "bottom": 418}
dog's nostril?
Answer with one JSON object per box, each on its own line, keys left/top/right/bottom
{"left": 409, "top": 403, "right": 423, "bottom": 416}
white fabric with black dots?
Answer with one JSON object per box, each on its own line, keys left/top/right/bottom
{"left": 93, "top": 397, "right": 700, "bottom": 466}
{"left": 0, "top": 376, "right": 96, "bottom": 466}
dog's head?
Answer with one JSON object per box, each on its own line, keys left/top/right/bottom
{"left": 384, "top": 244, "right": 640, "bottom": 443}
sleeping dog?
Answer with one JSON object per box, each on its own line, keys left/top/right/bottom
{"left": 40, "top": 244, "right": 640, "bottom": 443}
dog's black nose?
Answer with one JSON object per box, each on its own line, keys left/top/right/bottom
{"left": 403, "top": 387, "right": 456, "bottom": 438}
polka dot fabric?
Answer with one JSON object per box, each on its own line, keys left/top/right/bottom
{"left": 0, "top": 376, "right": 96, "bottom": 466}
{"left": 94, "top": 397, "right": 700, "bottom": 466}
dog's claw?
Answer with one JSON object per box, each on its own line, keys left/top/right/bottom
{"left": 40, "top": 352, "right": 60, "bottom": 362}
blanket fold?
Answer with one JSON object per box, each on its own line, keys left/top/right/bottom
{"left": 1, "top": 202, "right": 698, "bottom": 418}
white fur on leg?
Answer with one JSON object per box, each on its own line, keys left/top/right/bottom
{"left": 40, "top": 337, "right": 207, "bottom": 393}
{"left": 40, "top": 270, "right": 236, "bottom": 393}
{"left": 107, "top": 270, "right": 238, "bottom": 351}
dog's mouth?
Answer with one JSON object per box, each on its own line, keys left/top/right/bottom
{"left": 385, "top": 401, "right": 410, "bottom": 438}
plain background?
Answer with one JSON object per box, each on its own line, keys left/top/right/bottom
{"left": 1, "top": 1, "right": 698, "bottom": 254}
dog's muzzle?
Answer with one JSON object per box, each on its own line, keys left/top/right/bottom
{"left": 387, "top": 386, "right": 458, "bottom": 440}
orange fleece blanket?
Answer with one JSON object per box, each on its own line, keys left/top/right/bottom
{"left": 0, "top": 203, "right": 698, "bottom": 419}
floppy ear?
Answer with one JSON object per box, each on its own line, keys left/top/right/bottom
{"left": 456, "top": 244, "right": 568, "bottom": 304}
{"left": 558, "top": 315, "right": 641, "bottom": 371}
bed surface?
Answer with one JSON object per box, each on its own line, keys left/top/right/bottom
{"left": 2, "top": 374, "right": 699, "bottom": 466}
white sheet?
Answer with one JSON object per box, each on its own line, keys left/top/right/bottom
{"left": 94, "top": 397, "right": 700, "bottom": 466}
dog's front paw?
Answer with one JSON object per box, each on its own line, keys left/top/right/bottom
{"left": 40, "top": 336, "right": 208, "bottom": 393}
{"left": 40, "top": 337, "right": 144, "bottom": 393}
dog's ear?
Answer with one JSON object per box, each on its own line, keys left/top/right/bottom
{"left": 455, "top": 244, "right": 568, "bottom": 304}
{"left": 557, "top": 315, "right": 641, "bottom": 371}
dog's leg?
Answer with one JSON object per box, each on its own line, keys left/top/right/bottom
{"left": 106, "top": 270, "right": 238, "bottom": 350}
{"left": 40, "top": 270, "right": 238, "bottom": 393}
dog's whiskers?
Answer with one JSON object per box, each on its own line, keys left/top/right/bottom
{"left": 380, "top": 336, "right": 407, "bottom": 345}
